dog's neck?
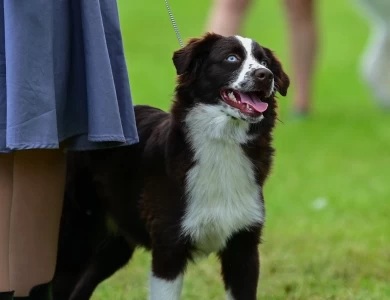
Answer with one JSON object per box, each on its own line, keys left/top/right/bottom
{"left": 184, "top": 104, "right": 255, "bottom": 145}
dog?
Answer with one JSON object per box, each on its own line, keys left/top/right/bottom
{"left": 53, "top": 33, "right": 290, "bottom": 300}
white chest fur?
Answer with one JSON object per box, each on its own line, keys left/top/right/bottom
{"left": 182, "top": 104, "right": 264, "bottom": 255}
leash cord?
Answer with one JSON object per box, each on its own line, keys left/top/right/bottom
{"left": 164, "top": 0, "right": 184, "bottom": 48}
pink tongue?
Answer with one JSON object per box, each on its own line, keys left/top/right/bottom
{"left": 237, "top": 92, "right": 268, "bottom": 113}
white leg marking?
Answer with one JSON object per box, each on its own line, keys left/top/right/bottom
{"left": 226, "top": 289, "right": 236, "bottom": 300}
{"left": 149, "top": 273, "right": 184, "bottom": 300}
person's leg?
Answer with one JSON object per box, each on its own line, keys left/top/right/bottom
{"left": 0, "top": 154, "right": 14, "bottom": 293}
{"left": 206, "top": 0, "right": 252, "bottom": 36}
{"left": 9, "top": 149, "right": 66, "bottom": 297}
{"left": 283, "top": 0, "right": 318, "bottom": 114}
{"left": 356, "top": 0, "right": 390, "bottom": 110}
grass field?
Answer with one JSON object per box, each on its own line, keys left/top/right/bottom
{"left": 91, "top": 0, "right": 390, "bottom": 299}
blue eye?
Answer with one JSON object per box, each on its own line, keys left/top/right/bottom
{"left": 260, "top": 60, "right": 268, "bottom": 67}
{"left": 226, "top": 55, "right": 239, "bottom": 62}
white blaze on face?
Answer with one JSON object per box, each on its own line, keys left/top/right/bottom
{"left": 231, "top": 36, "right": 274, "bottom": 94}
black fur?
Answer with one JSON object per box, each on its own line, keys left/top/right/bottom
{"left": 53, "top": 33, "right": 289, "bottom": 300}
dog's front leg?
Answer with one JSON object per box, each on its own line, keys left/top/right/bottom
{"left": 219, "top": 227, "right": 262, "bottom": 300}
{"left": 149, "top": 244, "right": 188, "bottom": 300}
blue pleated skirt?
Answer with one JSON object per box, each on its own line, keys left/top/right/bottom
{"left": 0, "top": 0, "right": 139, "bottom": 153}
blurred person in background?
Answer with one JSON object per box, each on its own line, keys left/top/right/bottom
{"left": 206, "top": 0, "right": 319, "bottom": 116}
{"left": 355, "top": 0, "right": 390, "bottom": 110}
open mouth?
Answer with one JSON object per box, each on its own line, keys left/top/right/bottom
{"left": 220, "top": 89, "right": 268, "bottom": 116}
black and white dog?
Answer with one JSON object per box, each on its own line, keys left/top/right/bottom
{"left": 53, "top": 33, "right": 290, "bottom": 300}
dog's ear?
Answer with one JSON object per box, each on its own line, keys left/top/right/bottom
{"left": 172, "top": 32, "right": 222, "bottom": 76}
{"left": 263, "top": 48, "right": 290, "bottom": 96}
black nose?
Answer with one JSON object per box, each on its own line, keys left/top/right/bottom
{"left": 255, "top": 68, "right": 273, "bottom": 82}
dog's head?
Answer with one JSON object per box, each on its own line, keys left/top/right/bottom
{"left": 173, "top": 33, "right": 290, "bottom": 124}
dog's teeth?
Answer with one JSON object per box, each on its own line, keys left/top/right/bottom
{"left": 228, "top": 92, "right": 237, "bottom": 102}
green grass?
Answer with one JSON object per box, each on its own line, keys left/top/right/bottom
{"left": 91, "top": 0, "right": 390, "bottom": 299}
